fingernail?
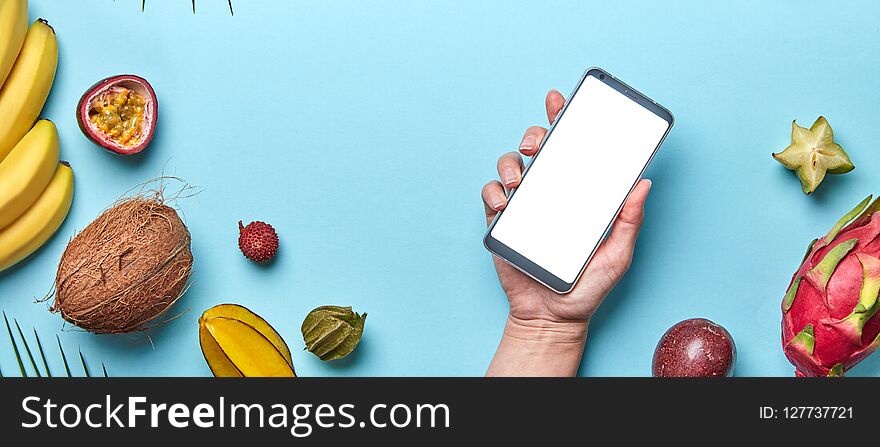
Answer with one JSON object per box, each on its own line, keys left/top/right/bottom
{"left": 502, "top": 167, "right": 519, "bottom": 187}
{"left": 491, "top": 193, "right": 506, "bottom": 210}
{"left": 644, "top": 179, "right": 653, "bottom": 189}
{"left": 519, "top": 134, "right": 537, "bottom": 151}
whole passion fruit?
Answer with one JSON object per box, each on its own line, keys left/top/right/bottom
{"left": 76, "top": 75, "right": 157, "bottom": 155}
{"left": 652, "top": 318, "right": 736, "bottom": 377}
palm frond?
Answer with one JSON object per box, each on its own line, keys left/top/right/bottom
{"left": 139, "top": 1, "right": 234, "bottom": 15}
{"left": 2, "top": 313, "right": 109, "bottom": 378}
{"left": 56, "top": 335, "right": 72, "bottom": 377}
{"left": 79, "top": 349, "right": 91, "bottom": 377}
{"left": 14, "top": 319, "right": 40, "bottom": 377}
{"left": 3, "top": 312, "right": 26, "bottom": 377}
{"left": 34, "top": 329, "right": 51, "bottom": 377}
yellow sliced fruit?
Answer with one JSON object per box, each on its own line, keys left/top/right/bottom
{"left": 200, "top": 303, "right": 293, "bottom": 367}
{"left": 201, "top": 317, "right": 295, "bottom": 377}
{"left": 198, "top": 304, "right": 296, "bottom": 378}
{"left": 199, "top": 324, "right": 242, "bottom": 377}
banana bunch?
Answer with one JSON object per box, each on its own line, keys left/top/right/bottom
{"left": 0, "top": 1, "right": 72, "bottom": 273}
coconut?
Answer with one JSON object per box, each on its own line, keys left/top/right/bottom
{"left": 52, "top": 194, "right": 192, "bottom": 334}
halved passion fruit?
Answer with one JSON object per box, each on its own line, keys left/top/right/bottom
{"left": 76, "top": 75, "right": 157, "bottom": 155}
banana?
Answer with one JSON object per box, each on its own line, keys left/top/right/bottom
{"left": 0, "top": 120, "right": 59, "bottom": 230}
{"left": 0, "top": 162, "right": 73, "bottom": 273}
{"left": 0, "top": 19, "right": 57, "bottom": 162}
{"left": 0, "top": 0, "right": 27, "bottom": 89}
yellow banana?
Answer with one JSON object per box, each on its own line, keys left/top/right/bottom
{"left": 0, "top": 0, "right": 27, "bottom": 89}
{"left": 0, "top": 19, "right": 57, "bottom": 162}
{"left": 0, "top": 120, "right": 59, "bottom": 230}
{"left": 0, "top": 162, "right": 73, "bottom": 273}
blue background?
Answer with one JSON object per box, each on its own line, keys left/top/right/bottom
{"left": 2, "top": 0, "right": 880, "bottom": 377}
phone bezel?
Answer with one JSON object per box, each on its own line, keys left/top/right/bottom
{"left": 483, "top": 67, "right": 674, "bottom": 294}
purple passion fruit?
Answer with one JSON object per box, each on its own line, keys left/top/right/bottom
{"left": 652, "top": 318, "right": 736, "bottom": 377}
{"left": 76, "top": 75, "right": 157, "bottom": 155}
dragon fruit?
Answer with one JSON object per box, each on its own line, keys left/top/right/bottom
{"left": 782, "top": 195, "right": 880, "bottom": 377}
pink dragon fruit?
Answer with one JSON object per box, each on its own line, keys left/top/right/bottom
{"left": 782, "top": 195, "right": 880, "bottom": 376}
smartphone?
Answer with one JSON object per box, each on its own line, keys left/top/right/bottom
{"left": 483, "top": 68, "right": 673, "bottom": 294}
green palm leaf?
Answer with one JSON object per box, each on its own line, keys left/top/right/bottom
{"left": 57, "top": 335, "right": 72, "bottom": 377}
{"left": 3, "top": 312, "right": 26, "bottom": 377}
{"left": 34, "top": 329, "right": 51, "bottom": 378}
{"left": 79, "top": 350, "right": 91, "bottom": 377}
{"left": 15, "top": 319, "right": 40, "bottom": 377}
{"left": 0, "top": 312, "right": 108, "bottom": 377}
{"left": 140, "top": 0, "right": 234, "bottom": 15}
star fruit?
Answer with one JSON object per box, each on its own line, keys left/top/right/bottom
{"left": 772, "top": 116, "right": 853, "bottom": 195}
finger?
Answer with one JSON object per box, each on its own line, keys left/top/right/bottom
{"left": 605, "top": 179, "right": 652, "bottom": 259}
{"left": 518, "top": 126, "right": 547, "bottom": 157}
{"left": 482, "top": 180, "right": 507, "bottom": 225}
{"left": 546, "top": 89, "right": 566, "bottom": 124}
{"left": 497, "top": 152, "right": 525, "bottom": 189}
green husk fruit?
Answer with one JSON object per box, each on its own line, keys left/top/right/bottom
{"left": 301, "top": 306, "right": 366, "bottom": 361}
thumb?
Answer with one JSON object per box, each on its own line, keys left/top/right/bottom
{"left": 605, "top": 179, "right": 652, "bottom": 255}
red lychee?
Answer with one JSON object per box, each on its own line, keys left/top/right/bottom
{"left": 238, "top": 220, "right": 278, "bottom": 263}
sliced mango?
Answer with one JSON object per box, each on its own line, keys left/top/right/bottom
{"left": 199, "top": 324, "right": 242, "bottom": 377}
{"left": 198, "top": 304, "right": 295, "bottom": 378}
{"left": 201, "top": 303, "right": 292, "bottom": 366}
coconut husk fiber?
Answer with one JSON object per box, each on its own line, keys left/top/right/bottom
{"left": 52, "top": 196, "right": 192, "bottom": 334}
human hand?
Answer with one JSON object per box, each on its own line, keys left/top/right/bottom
{"left": 483, "top": 90, "right": 652, "bottom": 375}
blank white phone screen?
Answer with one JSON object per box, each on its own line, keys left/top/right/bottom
{"left": 490, "top": 75, "right": 669, "bottom": 284}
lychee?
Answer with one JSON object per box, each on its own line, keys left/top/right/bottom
{"left": 238, "top": 220, "right": 279, "bottom": 263}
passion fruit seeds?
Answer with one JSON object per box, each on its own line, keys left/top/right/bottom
{"left": 88, "top": 88, "right": 145, "bottom": 145}
{"left": 77, "top": 74, "right": 157, "bottom": 155}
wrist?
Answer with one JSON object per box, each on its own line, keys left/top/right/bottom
{"left": 503, "top": 314, "right": 589, "bottom": 347}
{"left": 487, "top": 315, "right": 588, "bottom": 377}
